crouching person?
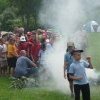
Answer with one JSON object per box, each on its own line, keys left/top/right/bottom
{"left": 69, "top": 49, "right": 93, "bottom": 100}
{"left": 14, "top": 50, "right": 38, "bottom": 78}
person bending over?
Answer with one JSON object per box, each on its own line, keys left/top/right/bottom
{"left": 15, "top": 50, "right": 37, "bottom": 78}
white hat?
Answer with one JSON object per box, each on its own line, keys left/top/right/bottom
{"left": 20, "top": 36, "right": 26, "bottom": 42}
{"left": 46, "top": 39, "right": 50, "bottom": 43}
{"left": 67, "top": 42, "right": 75, "bottom": 47}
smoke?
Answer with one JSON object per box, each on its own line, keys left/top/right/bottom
{"left": 39, "top": 0, "right": 86, "bottom": 35}
{"left": 39, "top": 0, "right": 100, "bottom": 93}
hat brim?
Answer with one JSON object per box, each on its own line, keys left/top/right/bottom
{"left": 71, "top": 50, "right": 84, "bottom": 55}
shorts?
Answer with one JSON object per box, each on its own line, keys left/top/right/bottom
{"left": 0, "top": 59, "right": 8, "bottom": 69}
{"left": 7, "top": 57, "right": 17, "bottom": 68}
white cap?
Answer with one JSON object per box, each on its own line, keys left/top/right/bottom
{"left": 46, "top": 39, "right": 50, "bottom": 43}
{"left": 20, "top": 36, "right": 26, "bottom": 42}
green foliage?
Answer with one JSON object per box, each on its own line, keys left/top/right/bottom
{"left": 0, "top": 0, "right": 42, "bottom": 31}
{"left": 10, "top": 77, "right": 27, "bottom": 89}
{"left": 8, "top": 0, "right": 42, "bottom": 31}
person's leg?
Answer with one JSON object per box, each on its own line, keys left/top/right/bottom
{"left": 7, "top": 58, "right": 11, "bottom": 75}
{"left": 81, "top": 84, "right": 90, "bottom": 100}
{"left": 67, "top": 73, "right": 74, "bottom": 97}
{"left": 8, "top": 67, "right": 11, "bottom": 75}
{"left": 74, "top": 84, "right": 81, "bottom": 100}
{"left": 11, "top": 57, "right": 17, "bottom": 76}
{"left": 69, "top": 81, "right": 74, "bottom": 97}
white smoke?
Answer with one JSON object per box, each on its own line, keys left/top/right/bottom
{"left": 39, "top": 0, "right": 86, "bottom": 35}
{"left": 39, "top": 0, "right": 100, "bottom": 93}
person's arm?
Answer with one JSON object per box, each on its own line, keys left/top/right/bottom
{"left": 64, "top": 61, "right": 68, "bottom": 78}
{"left": 86, "top": 57, "right": 93, "bottom": 69}
{"left": 63, "top": 54, "right": 69, "bottom": 79}
{"left": 31, "top": 54, "right": 35, "bottom": 62}
{"left": 27, "top": 57, "right": 37, "bottom": 68}
{"left": 69, "top": 74, "right": 83, "bottom": 81}
{"left": 32, "top": 62, "right": 37, "bottom": 68}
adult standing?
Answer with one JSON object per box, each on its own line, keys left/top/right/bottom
{"left": 64, "top": 42, "right": 75, "bottom": 97}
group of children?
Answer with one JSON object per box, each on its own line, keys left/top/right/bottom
{"left": 64, "top": 42, "right": 93, "bottom": 100}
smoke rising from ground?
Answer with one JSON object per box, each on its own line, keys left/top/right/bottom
{"left": 39, "top": 0, "right": 100, "bottom": 93}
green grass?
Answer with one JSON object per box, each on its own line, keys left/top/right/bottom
{"left": 0, "top": 77, "right": 70, "bottom": 100}
{"left": 87, "top": 32, "right": 100, "bottom": 70}
{"left": 0, "top": 33, "right": 100, "bottom": 100}
{"left": 0, "top": 77, "right": 100, "bottom": 100}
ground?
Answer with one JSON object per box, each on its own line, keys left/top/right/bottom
{"left": 0, "top": 33, "right": 100, "bottom": 100}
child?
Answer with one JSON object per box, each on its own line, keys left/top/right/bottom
{"left": 69, "top": 50, "right": 93, "bottom": 100}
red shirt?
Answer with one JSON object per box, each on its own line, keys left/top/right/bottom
{"left": 18, "top": 42, "right": 29, "bottom": 54}
{"left": 31, "top": 42, "right": 41, "bottom": 62}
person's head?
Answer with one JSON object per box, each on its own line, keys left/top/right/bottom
{"left": 31, "top": 31, "right": 36, "bottom": 41}
{"left": 72, "top": 50, "right": 83, "bottom": 61}
{"left": 27, "top": 32, "right": 32, "bottom": 38}
{"left": 9, "top": 37, "right": 16, "bottom": 44}
{"left": 67, "top": 42, "right": 75, "bottom": 52}
{"left": 20, "top": 50, "right": 27, "bottom": 56}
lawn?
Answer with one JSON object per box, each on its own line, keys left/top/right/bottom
{"left": 87, "top": 32, "right": 100, "bottom": 70}
{"left": 0, "top": 33, "right": 100, "bottom": 100}
{"left": 0, "top": 77, "right": 70, "bottom": 100}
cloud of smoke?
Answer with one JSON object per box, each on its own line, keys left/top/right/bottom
{"left": 39, "top": 0, "right": 100, "bottom": 93}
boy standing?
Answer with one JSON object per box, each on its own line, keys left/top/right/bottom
{"left": 69, "top": 50, "right": 93, "bottom": 100}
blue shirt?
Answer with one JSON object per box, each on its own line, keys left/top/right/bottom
{"left": 64, "top": 52, "right": 73, "bottom": 72}
{"left": 69, "top": 60, "right": 89, "bottom": 85}
{"left": 15, "top": 56, "right": 33, "bottom": 77}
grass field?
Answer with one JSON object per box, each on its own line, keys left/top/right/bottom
{"left": 0, "top": 33, "right": 100, "bottom": 100}
{"left": 87, "top": 32, "right": 100, "bottom": 70}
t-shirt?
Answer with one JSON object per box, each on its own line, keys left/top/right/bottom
{"left": 15, "top": 56, "right": 33, "bottom": 77}
{"left": 2, "top": 44, "right": 7, "bottom": 52}
{"left": 7, "top": 44, "right": 17, "bottom": 58}
{"left": 1, "top": 44, "right": 7, "bottom": 60}
{"left": 64, "top": 52, "right": 73, "bottom": 72}
{"left": 69, "top": 60, "right": 89, "bottom": 85}
{"left": 18, "top": 42, "right": 29, "bottom": 54}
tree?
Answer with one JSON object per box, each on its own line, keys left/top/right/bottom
{"left": 9, "top": 0, "right": 42, "bottom": 32}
